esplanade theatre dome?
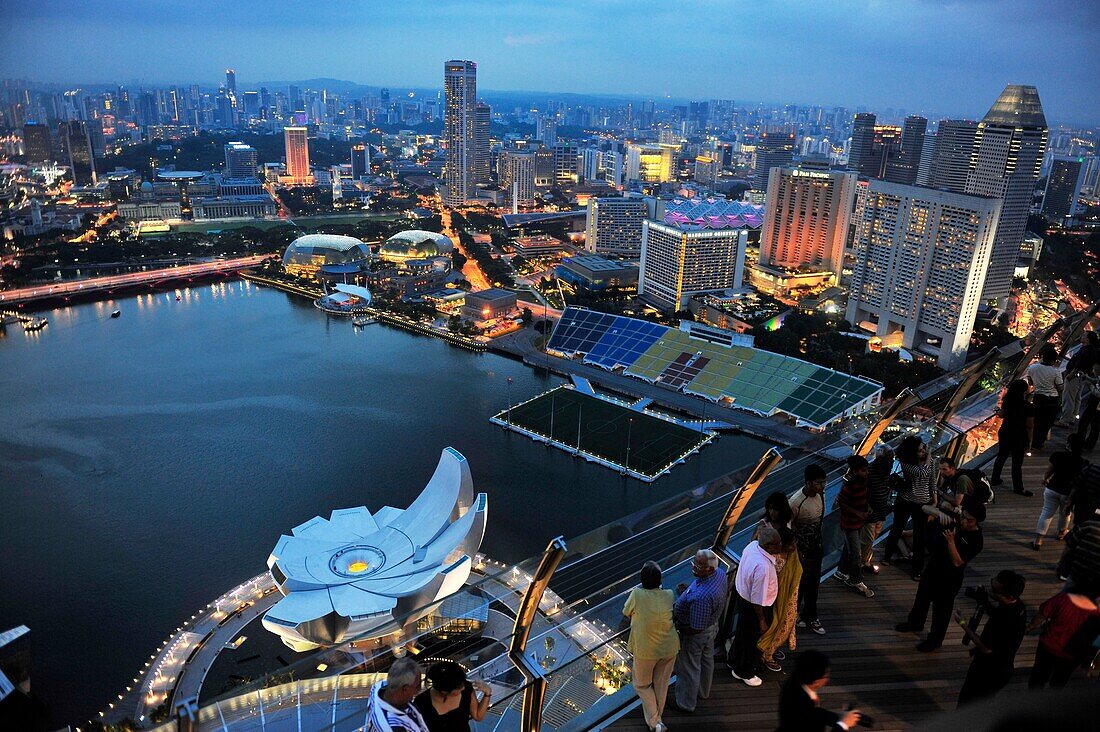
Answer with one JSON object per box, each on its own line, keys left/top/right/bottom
{"left": 378, "top": 230, "right": 454, "bottom": 264}
{"left": 283, "top": 234, "right": 370, "bottom": 277}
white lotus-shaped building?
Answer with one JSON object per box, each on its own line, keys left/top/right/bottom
{"left": 262, "top": 447, "right": 488, "bottom": 652}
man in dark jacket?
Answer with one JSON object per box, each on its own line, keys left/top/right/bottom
{"left": 777, "top": 650, "right": 862, "bottom": 731}
{"left": 896, "top": 495, "right": 986, "bottom": 652}
{"left": 956, "top": 570, "right": 1028, "bottom": 705}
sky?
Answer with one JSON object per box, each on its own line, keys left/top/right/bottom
{"left": 1, "top": 0, "right": 1097, "bottom": 124}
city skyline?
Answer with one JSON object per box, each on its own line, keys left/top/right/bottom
{"left": 2, "top": 1, "right": 1098, "bottom": 125}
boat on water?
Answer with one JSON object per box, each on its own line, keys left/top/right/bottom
{"left": 352, "top": 315, "right": 374, "bottom": 327}
{"left": 23, "top": 317, "right": 48, "bottom": 331}
{"left": 111, "top": 309, "right": 121, "bottom": 318}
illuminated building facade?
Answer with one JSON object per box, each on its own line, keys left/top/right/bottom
{"left": 283, "top": 126, "right": 312, "bottom": 185}
{"left": 639, "top": 219, "right": 747, "bottom": 311}
{"left": 444, "top": 60, "right": 478, "bottom": 205}
{"left": 845, "top": 180, "right": 1000, "bottom": 368}
{"left": 625, "top": 143, "right": 674, "bottom": 183}
{"left": 964, "top": 84, "right": 1048, "bottom": 304}
{"left": 585, "top": 196, "right": 652, "bottom": 258}
{"left": 754, "top": 166, "right": 857, "bottom": 295}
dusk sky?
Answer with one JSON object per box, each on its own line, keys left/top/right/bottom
{"left": 2, "top": 0, "right": 1097, "bottom": 123}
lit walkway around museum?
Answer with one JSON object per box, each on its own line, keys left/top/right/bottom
{"left": 611, "top": 425, "right": 1094, "bottom": 731}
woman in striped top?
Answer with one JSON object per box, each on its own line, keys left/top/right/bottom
{"left": 883, "top": 435, "right": 935, "bottom": 581}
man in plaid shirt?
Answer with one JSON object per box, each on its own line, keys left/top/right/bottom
{"left": 671, "top": 549, "right": 727, "bottom": 712}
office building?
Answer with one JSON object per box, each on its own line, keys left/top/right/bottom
{"left": 639, "top": 219, "right": 748, "bottom": 311}
{"left": 845, "top": 180, "right": 1000, "bottom": 369}
{"left": 225, "top": 68, "right": 236, "bottom": 102}
{"left": 585, "top": 196, "right": 652, "bottom": 258}
{"left": 1042, "top": 155, "right": 1085, "bottom": 223}
{"left": 192, "top": 195, "right": 277, "bottom": 219}
{"left": 58, "top": 120, "right": 96, "bottom": 185}
{"left": 694, "top": 155, "right": 719, "bottom": 185}
{"left": 224, "top": 141, "right": 258, "bottom": 179}
{"left": 536, "top": 116, "right": 557, "bottom": 145}
{"left": 283, "top": 126, "right": 311, "bottom": 185}
{"left": 848, "top": 113, "right": 876, "bottom": 174}
{"left": 499, "top": 149, "right": 536, "bottom": 209}
{"left": 351, "top": 142, "right": 368, "bottom": 180}
{"left": 884, "top": 116, "right": 927, "bottom": 184}
{"left": 625, "top": 143, "right": 674, "bottom": 183}
{"left": 473, "top": 102, "right": 491, "bottom": 187}
{"left": 553, "top": 143, "right": 579, "bottom": 185}
{"left": 754, "top": 166, "right": 858, "bottom": 296}
{"left": 463, "top": 288, "right": 518, "bottom": 321}
{"left": 753, "top": 127, "right": 796, "bottom": 190}
{"left": 927, "top": 120, "right": 978, "bottom": 193}
{"left": 444, "top": 60, "right": 478, "bottom": 205}
{"left": 555, "top": 255, "right": 639, "bottom": 292}
{"left": 964, "top": 84, "right": 1048, "bottom": 304}
{"left": 22, "top": 123, "right": 51, "bottom": 163}
{"left": 915, "top": 131, "right": 936, "bottom": 186}
{"left": 581, "top": 147, "right": 602, "bottom": 181}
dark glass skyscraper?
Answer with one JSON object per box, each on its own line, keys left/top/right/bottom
{"left": 927, "top": 119, "right": 978, "bottom": 193}
{"left": 885, "top": 115, "right": 927, "bottom": 184}
{"left": 58, "top": 120, "right": 96, "bottom": 185}
{"left": 22, "top": 123, "right": 51, "bottom": 163}
{"left": 848, "top": 113, "right": 876, "bottom": 174}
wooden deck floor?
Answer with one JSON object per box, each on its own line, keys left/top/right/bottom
{"left": 611, "top": 426, "right": 1094, "bottom": 731}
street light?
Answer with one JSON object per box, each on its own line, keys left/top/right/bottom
{"left": 507, "top": 377, "right": 513, "bottom": 424}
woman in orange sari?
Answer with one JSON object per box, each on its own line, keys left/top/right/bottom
{"left": 755, "top": 492, "right": 802, "bottom": 672}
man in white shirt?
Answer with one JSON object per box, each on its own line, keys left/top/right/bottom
{"left": 1027, "top": 345, "right": 1064, "bottom": 450}
{"left": 730, "top": 526, "right": 781, "bottom": 687}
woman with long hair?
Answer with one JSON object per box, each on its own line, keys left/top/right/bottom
{"left": 883, "top": 435, "right": 934, "bottom": 580}
{"left": 991, "top": 379, "right": 1033, "bottom": 496}
{"left": 755, "top": 492, "right": 802, "bottom": 672}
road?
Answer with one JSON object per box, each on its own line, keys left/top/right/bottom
{"left": 439, "top": 205, "right": 492, "bottom": 291}
{"left": 0, "top": 255, "right": 272, "bottom": 306}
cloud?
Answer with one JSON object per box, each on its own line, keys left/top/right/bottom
{"left": 503, "top": 33, "right": 548, "bottom": 47}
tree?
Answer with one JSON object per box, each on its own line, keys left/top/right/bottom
{"left": 521, "top": 306, "right": 533, "bottom": 325}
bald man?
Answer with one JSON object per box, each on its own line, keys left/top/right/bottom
{"left": 672, "top": 549, "right": 727, "bottom": 712}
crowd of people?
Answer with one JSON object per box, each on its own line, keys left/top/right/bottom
{"left": 360, "top": 335, "right": 1100, "bottom": 732}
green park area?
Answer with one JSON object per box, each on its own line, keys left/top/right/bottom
{"left": 498, "top": 387, "right": 709, "bottom": 479}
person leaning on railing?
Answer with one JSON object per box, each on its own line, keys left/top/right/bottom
{"left": 990, "top": 379, "right": 1033, "bottom": 496}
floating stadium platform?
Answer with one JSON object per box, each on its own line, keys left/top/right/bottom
{"left": 546, "top": 307, "right": 882, "bottom": 430}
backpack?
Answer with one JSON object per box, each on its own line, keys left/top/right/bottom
{"left": 958, "top": 467, "right": 994, "bottom": 505}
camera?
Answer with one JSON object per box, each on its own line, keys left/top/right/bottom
{"left": 844, "top": 704, "right": 875, "bottom": 728}
{"left": 963, "top": 585, "right": 988, "bottom": 603}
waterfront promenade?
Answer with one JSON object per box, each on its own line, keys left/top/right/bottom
{"left": 611, "top": 427, "right": 1093, "bottom": 731}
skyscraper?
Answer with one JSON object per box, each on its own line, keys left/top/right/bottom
{"left": 225, "top": 68, "right": 237, "bottom": 108}
{"left": 625, "top": 144, "right": 674, "bottom": 183}
{"left": 224, "top": 141, "right": 258, "bottom": 179}
{"left": 499, "top": 149, "right": 536, "bottom": 210}
{"left": 755, "top": 166, "right": 858, "bottom": 290}
{"left": 22, "top": 123, "right": 51, "bottom": 163}
{"left": 885, "top": 115, "right": 927, "bottom": 184}
{"left": 444, "top": 59, "right": 478, "bottom": 206}
{"left": 845, "top": 180, "right": 1001, "bottom": 368}
{"left": 915, "top": 131, "right": 936, "bottom": 187}
{"left": 753, "top": 127, "right": 796, "bottom": 190}
{"left": 1042, "top": 156, "right": 1085, "bottom": 223}
{"left": 536, "top": 116, "right": 557, "bottom": 145}
{"left": 964, "top": 85, "right": 1048, "bottom": 304}
{"left": 585, "top": 196, "right": 652, "bottom": 258}
{"left": 350, "top": 142, "right": 369, "bottom": 180}
{"left": 848, "top": 113, "right": 876, "bottom": 174}
{"left": 283, "top": 126, "right": 311, "bottom": 184}
{"left": 927, "top": 120, "right": 978, "bottom": 193}
{"left": 473, "top": 102, "right": 491, "bottom": 187}
{"left": 639, "top": 220, "right": 748, "bottom": 311}
{"left": 58, "top": 120, "right": 96, "bottom": 185}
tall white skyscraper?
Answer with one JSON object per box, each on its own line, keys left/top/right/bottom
{"left": 845, "top": 180, "right": 1001, "bottom": 369}
{"left": 964, "top": 85, "right": 1048, "bottom": 305}
{"left": 499, "top": 149, "right": 536, "bottom": 210}
{"left": 444, "top": 59, "right": 478, "bottom": 206}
